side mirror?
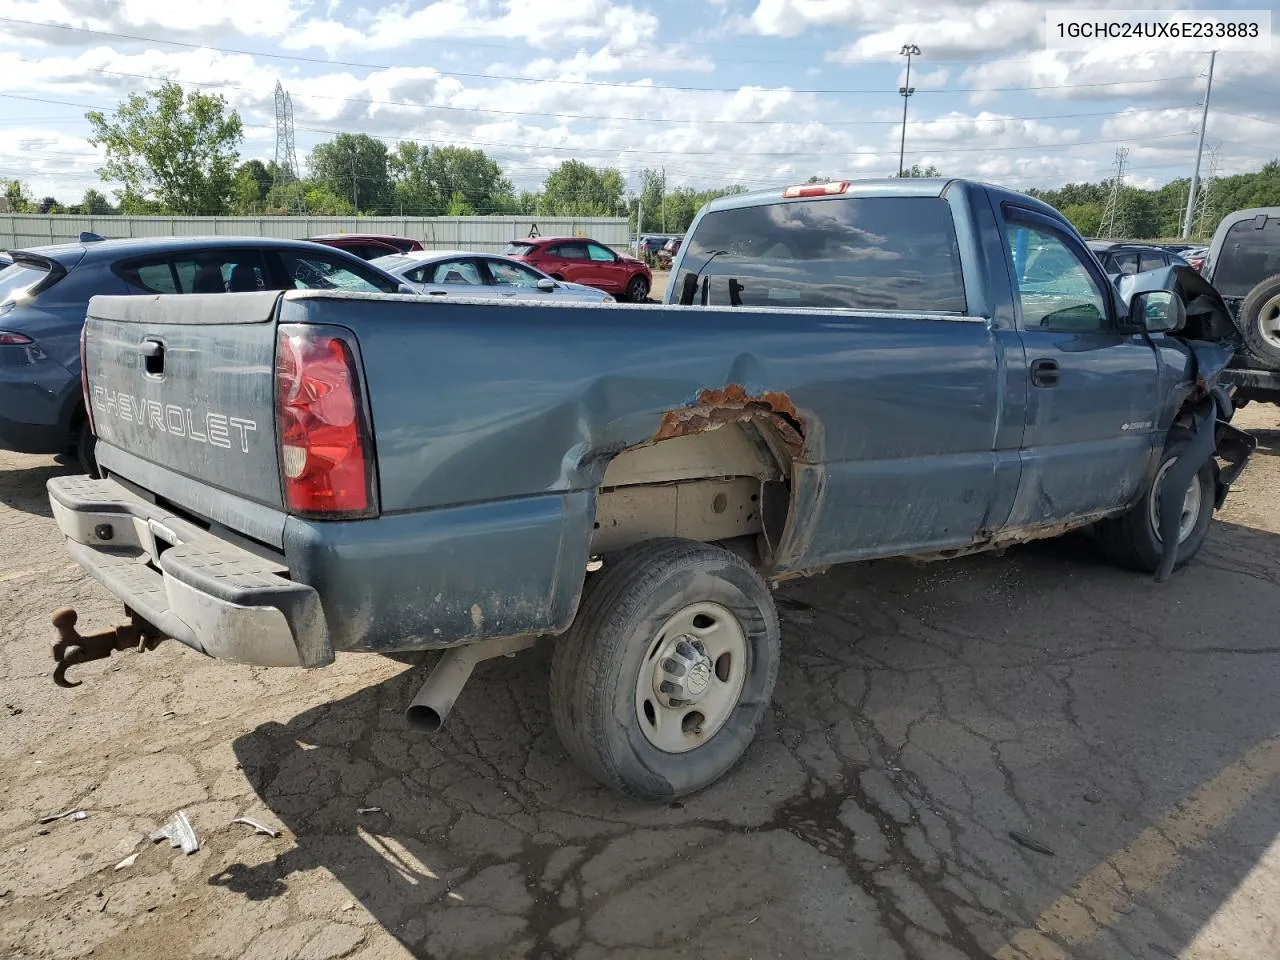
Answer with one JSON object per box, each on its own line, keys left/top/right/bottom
{"left": 536, "top": 278, "right": 557, "bottom": 292}
{"left": 397, "top": 283, "right": 417, "bottom": 295}
{"left": 1130, "top": 290, "right": 1185, "bottom": 334}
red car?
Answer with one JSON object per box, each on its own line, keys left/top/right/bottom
{"left": 503, "top": 237, "right": 652, "bottom": 301}
{"left": 307, "top": 234, "right": 424, "bottom": 261}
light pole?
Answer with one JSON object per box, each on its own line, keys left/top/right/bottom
{"left": 898, "top": 43, "right": 920, "bottom": 177}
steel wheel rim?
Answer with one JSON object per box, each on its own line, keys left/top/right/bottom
{"left": 1148, "top": 457, "right": 1202, "bottom": 546}
{"left": 1259, "top": 294, "right": 1280, "bottom": 349}
{"left": 634, "top": 601, "right": 748, "bottom": 754}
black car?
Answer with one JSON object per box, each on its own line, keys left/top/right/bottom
{"left": 1087, "top": 241, "right": 1189, "bottom": 278}
{"left": 1202, "top": 207, "right": 1280, "bottom": 404}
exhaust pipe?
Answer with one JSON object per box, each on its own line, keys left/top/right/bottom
{"left": 405, "top": 635, "right": 537, "bottom": 732}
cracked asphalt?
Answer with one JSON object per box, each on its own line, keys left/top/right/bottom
{"left": 2, "top": 405, "right": 1279, "bottom": 960}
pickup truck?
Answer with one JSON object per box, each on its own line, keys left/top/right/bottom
{"left": 46, "top": 178, "right": 1254, "bottom": 801}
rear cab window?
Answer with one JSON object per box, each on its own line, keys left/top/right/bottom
{"left": 677, "top": 195, "right": 967, "bottom": 313}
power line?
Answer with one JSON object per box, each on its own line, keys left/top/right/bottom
{"left": 0, "top": 18, "right": 1201, "bottom": 95}
{"left": 0, "top": 58, "right": 1209, "bottom": 127}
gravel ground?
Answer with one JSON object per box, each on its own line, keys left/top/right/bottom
{"left": 1, "top": 405, "right": 1278, "bottom": 960}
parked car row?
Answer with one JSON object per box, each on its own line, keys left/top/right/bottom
{"left": 0, "top": 233, "right": 642, "bottom": 471}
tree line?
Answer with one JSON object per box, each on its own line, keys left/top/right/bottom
{"left": 4, "top": 83, "right": 1279, "bottom": 241}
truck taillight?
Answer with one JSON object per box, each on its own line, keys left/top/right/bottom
{"left": 783, "top": 181, "right": 849, "bottom": 198}
{"left": 79, "top": 325, "right": 95, "bottom": 433}
{"left": 275, "top": 326, "right": 377, "bottom": 518}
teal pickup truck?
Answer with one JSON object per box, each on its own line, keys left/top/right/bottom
{"left": 46, "top": 179, "right": 1252, "bottom": 800}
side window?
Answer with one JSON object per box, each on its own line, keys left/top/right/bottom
{"left": 487, "top": 260, "right": 543, "bottom": 286}
{"left": 135, "top": 262, "right": 180, "bottom": 293}
{"left": 555, "top": 244, "right": 588, "bottom": 260}
{"left": 430, "top": 260, "right": 483, "bottom": 285}
{"left": 1110, "top": 253, "right": 1139, "bottom": 276}
{"left": 274, "top": 251, "right": 398, "bottom": 293}
{"left": 1005, "top": 224, "right": 1109, "bottom": 332}
{"left": 404, "top": 265, "right": 433, "bottom": 283}
{"left": 587, "top": 243, "right": 615, "bottom": 262}
{"left": 117, "top": 251, "right": 270, "bottom": 294}
{"left": 1139, "top": 252, "right": 1166, "bottom": 272}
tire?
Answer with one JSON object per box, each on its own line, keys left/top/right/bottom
{"left": 550, "top": 538, "right": 780, "bottom": 801}
{"left": 1097, "top": 436, "right": 1214, "bottom": 574}
{"left": 1239, "top": 274, "right": 1280, "bottom": 368}
{"left": 625, "top": 275, "right": 650, "bottom": 303}
{"left": 74, "top": 421, "right": 99, "bottom": 478}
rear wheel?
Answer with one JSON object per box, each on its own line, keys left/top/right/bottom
{"left": 74, "top": 421, "right": 99, "bottom": 478}
{"left": 1097, "top": 436, "right": 1214, "bottom": 574}
{"left": 550, "top": 538, "right": 780, "bottom": 801}
{"left": 625, "top": 275, "right": 650, "bottom": 303}
{"left": 1239, "top": 274, "right": 1280, "bottom": 368}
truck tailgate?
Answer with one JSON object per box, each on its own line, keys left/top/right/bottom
{"left": 85, "top": 292, "right": 284, "bottom": 510}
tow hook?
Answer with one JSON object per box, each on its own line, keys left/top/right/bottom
{"left": 51, "top": 608, "right": 168, "bottom": 688}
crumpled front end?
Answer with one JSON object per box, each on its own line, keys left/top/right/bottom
{"left": 1117, "top": 264, "right": 1256, "bottom": 580}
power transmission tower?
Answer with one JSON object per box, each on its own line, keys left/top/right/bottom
{"left": 272, "top": 81, "right": 304, "bottom": 213}
{"left": 1100, "top": 147, "right": 1129, "bottom": 239}
{"left": 1193, "top": 141, "right": 1221, "bottom": 240}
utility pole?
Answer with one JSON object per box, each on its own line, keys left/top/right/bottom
{"left": 660, "top": 167, "right": 666, "bottom": 234}
{"left": 349, "top": 151, "right": 359, "bottom": 212}
{"left": 1181, "top": 50, "right": 1216, "bottom": 239}
{"left": 898, "top": 44, "right": 921, "bottom": 177}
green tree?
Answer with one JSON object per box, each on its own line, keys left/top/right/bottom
{"left": 1060, "top": 202, "right": 1103, "bottom": 237}
{"left": 76, "top": 189, "right": 115, "bottom": 216}
{"left": 308, "top": 134, "right": 390, "bottom": 214}
{"left": 389, "top": 143, "right": 513, "bottom": 216}
{"left": 3, "top": 179, "right": 34, "bottom": 213}
{"left": 232, "top": 167, "right": 265, "bottom": 214}
{"left": 446, "top": 191, "right": 475, "bottom": 216}
{"left": 86, "top": 82, "right": 243, "bottom": 215}
{"left": 896, "top": 164, "right": 941, "bottom": 178}
{"left": 541, "top": 161, "right": 626, "bottom": 216}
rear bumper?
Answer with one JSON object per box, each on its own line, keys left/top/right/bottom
{"left": 47, "top": 475, "right": 333, "bottom": 668}
{"left": 1221, "top": 366, "right": 1280, "bottom": 403}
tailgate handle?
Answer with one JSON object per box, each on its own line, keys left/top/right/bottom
{"left": 140, "top": 338, "right": 164, "bottom": 375}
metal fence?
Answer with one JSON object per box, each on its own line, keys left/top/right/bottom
{"left": 0, "top": 215, "right": 630, "bottom": 252}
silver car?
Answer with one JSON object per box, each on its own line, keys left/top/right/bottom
{"left": 370, "top": 250, "right": 614, "bottom": 302}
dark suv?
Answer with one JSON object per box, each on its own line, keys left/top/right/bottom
{"left": 1087, "top": 241, "right": 1189, "bottom": 277}
{"left": 1202, "top": 208, "right": 1280, "bottom": 404}
{"left": 0, "top": 236, "right": 407, "bottom": 469}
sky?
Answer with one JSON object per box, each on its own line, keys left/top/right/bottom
{"left": 0, "top": 0, "right": 1277, "bottom": 206}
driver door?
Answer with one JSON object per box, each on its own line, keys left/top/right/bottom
{"left": 1002, "top": 206, "right": 1161, "bottom": 527}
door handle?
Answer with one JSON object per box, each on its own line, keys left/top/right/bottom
{"left": 427, "top": 290, "right": 447, "bottom": 296}
{"left": 1031, "top": 358, "right": 1060, "bottom": 388}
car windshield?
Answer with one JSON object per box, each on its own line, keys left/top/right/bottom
{"left": 370, "top": 255, "right": 414, "bottom": 271}
{"left": 504, "top": 242, "right": 537, "bottom": 256}
{"left": 0, "top": 261, "right": 51, "bottom": 302}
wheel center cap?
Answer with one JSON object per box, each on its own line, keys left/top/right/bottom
{"left": 654, "top": 635, "right": 715, "bottom": 706}
{"left": 686, "top": 660, "right": 711, "bottom": 696}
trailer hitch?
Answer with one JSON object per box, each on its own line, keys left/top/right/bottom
{"left": 51, "top": 608, "right": 167, "bottom": 688}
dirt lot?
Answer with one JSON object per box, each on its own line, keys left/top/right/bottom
{"left": 2, "top": 407, "right": 1279, "bottom": 960}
